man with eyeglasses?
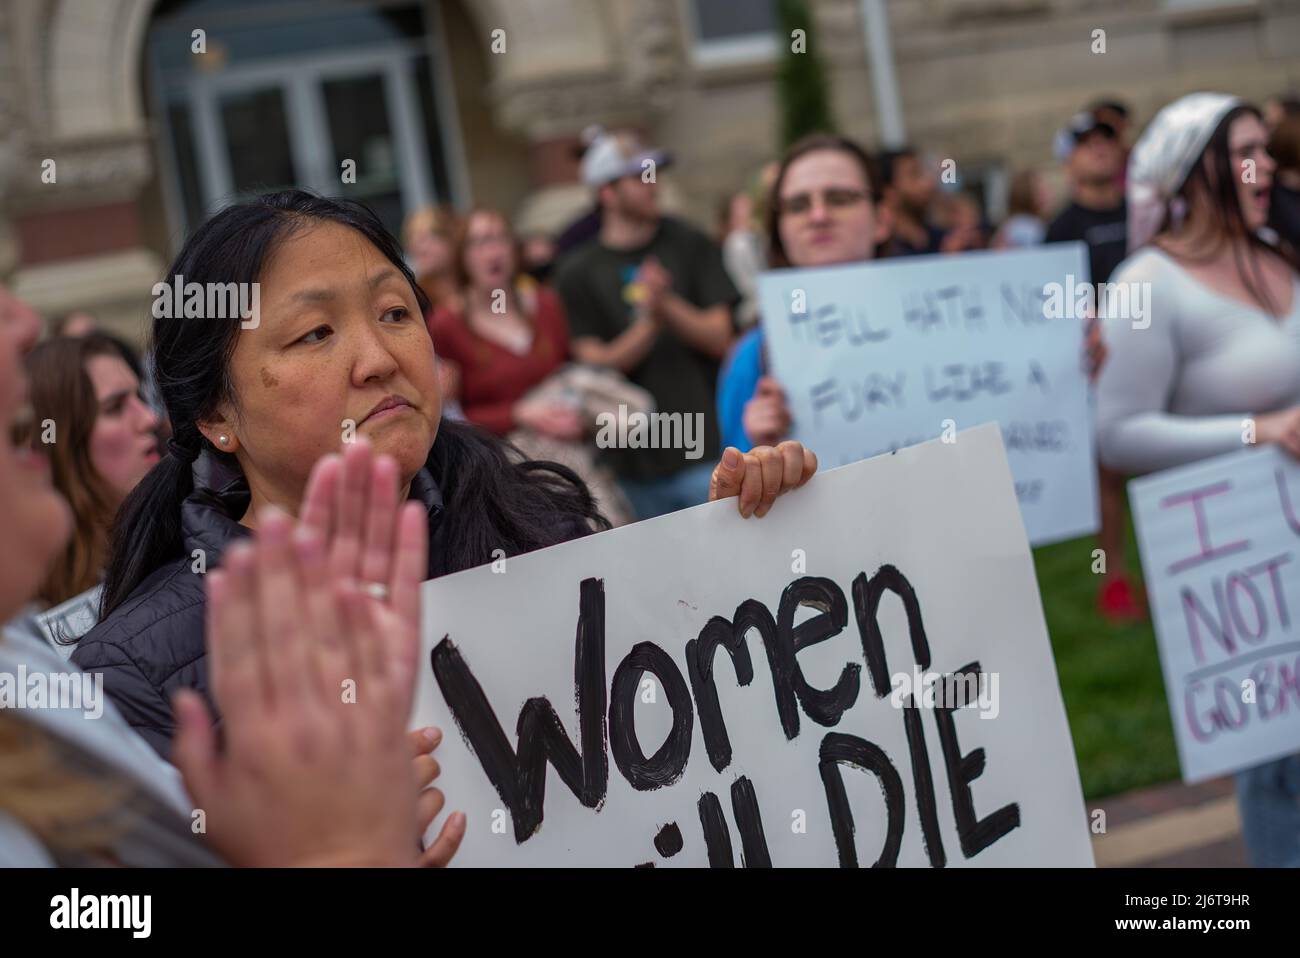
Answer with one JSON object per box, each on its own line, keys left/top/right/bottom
{"left": 555, "top": 130, "right": 739, "bottom": 521}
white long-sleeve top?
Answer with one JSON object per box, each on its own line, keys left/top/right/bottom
{"left": 1096, "top": 247, "right": 1300, "bottom": 474}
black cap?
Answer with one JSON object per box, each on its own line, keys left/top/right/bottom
{"left": 1066, "top": 111, "right": 1116, "bottom": 143}
{"left": 1054, "top": 111, "right": 1117, "bottom": 160}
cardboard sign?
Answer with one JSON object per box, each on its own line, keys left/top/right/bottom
{"left": 412, "top": 424, "right": 1092, "bottom": 866}
{"left": 1130, "top": 445, "right": 1300, "bottom": 783}
{"left": 757, "top": 245, "right": 1097, "bottom": 546}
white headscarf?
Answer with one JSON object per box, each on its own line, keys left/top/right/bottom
{"left": 1126, "top": 92, "right": 1242, "bottom": 253}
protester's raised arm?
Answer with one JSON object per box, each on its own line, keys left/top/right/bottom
{"left": 172, "top": 442, "right": 464, "bottom": 868}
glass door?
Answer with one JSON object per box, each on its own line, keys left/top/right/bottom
{"left": 159, "top": 45, "right": 440, "bottom": 240}
{"left": 216, "top": 85, "right": 299, "bottom": 201}
{"left": 321, "top": 72, "right": 404, "bottom": 234}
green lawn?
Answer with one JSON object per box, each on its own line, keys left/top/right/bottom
{"left": 1032, "top": 525, "right": 1181, "bottom": 800}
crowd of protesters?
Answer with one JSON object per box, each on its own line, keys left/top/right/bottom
{"left": 1, "top": 86, "right": 1299, "bottom": 869}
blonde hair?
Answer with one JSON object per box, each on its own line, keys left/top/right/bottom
{"left": 402, "top": 205, "right": 458, "bottom": 250}
{"left": 0, "top": 711, "right": 127, "bottom": 854}
{"left": 403, "top": 205, "right": 462, "bottom": 311}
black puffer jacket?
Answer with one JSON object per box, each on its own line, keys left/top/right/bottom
{"left": 72, "top": 467, "right": 591, "bottom": 760}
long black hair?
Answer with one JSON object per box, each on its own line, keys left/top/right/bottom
{"left": 101, "top": 190, "right": 607, "bottom": 617}
{"left": 1157, "top": 104, "right": 1299, "bottom": 316}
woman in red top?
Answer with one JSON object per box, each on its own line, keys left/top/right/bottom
{"left": 428, "top": 208, "right": 583, "bottom": 439}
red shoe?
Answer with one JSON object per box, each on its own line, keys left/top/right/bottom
{"left": 1098, "top": 573, "right": 1147, "bottom": 624}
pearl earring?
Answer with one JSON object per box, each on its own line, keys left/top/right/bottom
{"left": 219, "top": 435, "right": 229, "bottom": 446}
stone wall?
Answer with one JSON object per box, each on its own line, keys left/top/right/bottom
{"left": 0, "top": 0, "right": 1295, "bottom": 340}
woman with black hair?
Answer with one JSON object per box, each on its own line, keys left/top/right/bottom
{"left": 73, "top": 190, "right": 816, "bottom": 760}
{"left": 1097, "top": 94, "right": 1300, "bottom": 867}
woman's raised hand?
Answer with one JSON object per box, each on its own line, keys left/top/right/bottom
{"left": 172, "top": 437, "right": 465, "bottom": 867}
{"left": 295, "top": 438, "right": 427, "bottom": 712}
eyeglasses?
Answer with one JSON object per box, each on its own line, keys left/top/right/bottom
{"left": 777, "top": 188, "right": 868, "bottom": 217}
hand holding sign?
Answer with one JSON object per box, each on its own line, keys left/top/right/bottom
{"left": 1255, "top": 406, "right": 1300, "bottom": 458}
{"left": 408, "top": 726, "right": 465, "bottom": 867}
{"left": 758, "top": 245, "right": 1099, "bottom": 545}
{"left": 709, "top": 440, "right": 818, "bottom": 518}
{"left": 743, "top": 375, "right": 792, "bottom": 447}
{"left": 1084, "top": 313, "right": 1106, "bottom": 382}
{"left": 415, "top": 425, "right": 1092, "bottom": 866}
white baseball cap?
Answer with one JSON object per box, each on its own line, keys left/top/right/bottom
{"left": 580, "top": 127, "right": 672, "bottom": 188}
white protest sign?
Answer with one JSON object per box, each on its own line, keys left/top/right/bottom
{"left": 1129, "top": 445, "right": 1300, "bottom": 783}
{"left": 412, "top": 424, "right": 1093, "bottom": 866}
{"left": 757, "top": 244, "right": 1098, "bottom": 546}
